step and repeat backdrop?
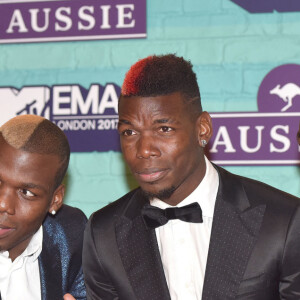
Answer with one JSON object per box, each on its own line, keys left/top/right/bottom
{"left": 1, "top": 0, "right": 300, "bottom": 216}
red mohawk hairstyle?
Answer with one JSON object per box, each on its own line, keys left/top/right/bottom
{"left": 120, "top": 54, "right": 202, "bottom": 113}
{"left": 121, "top": 56, "right": 152, "bottom": 96}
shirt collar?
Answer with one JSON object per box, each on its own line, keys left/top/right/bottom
{"left": 23, "top": 225, "right": 43, "bottom": 262}
{"left": 151, "top": 156, "right": 219, "bottom": 218}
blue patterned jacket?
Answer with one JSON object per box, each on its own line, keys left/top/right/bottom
{"left": 1, "top": 204, "right": 87, "bottom": 300}
{"left": 39, "top": 204, "right": 87, "bottom": 299}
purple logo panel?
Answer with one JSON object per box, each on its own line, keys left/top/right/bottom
{"left": 0, "top": 0, "right": 146, "bottom": 44}
{"left": 0, "top": 83, "right": 121, "bottom": 152}
{"left": 258, "top": 64, "right": 300, "bottom": 113}
{"left": 230, "top": 0, "right": 300, "bottom": 13}
{"left": 207, "top": 113, "right": 300, "bottom": 165}
{"left": 53, "top": 116, "right": 120, "bottom": 152}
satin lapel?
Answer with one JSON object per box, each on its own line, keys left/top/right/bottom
{"left": 115, "top": 189, "right": 171, "bottom": 300}
{"left": 202, "top": 166, "right": 266, "bottom": 300}
{"left": 39, "top": 226, "right": 63, "bottom": 300}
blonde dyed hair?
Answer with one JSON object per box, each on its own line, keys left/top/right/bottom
{"left": 0, "top": 114, "right": 44, "bottom": 149}
{"left": 0, "top": 115, "right": 70, "bottom": 189}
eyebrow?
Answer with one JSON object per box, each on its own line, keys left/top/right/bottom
{"left": 118, "top": 119, "right": 132, "bottom": 125}
{"left": 154, "top": 118, "right": 172, "bottom": 124}
{"left": 21, "top": 182, "right": 48, "bottom": 193}
{"left": 0, "top": 172, "right": 48, "bottom": 193}
{"left": 118, "top": 118, "right": 177, "bottom": 126}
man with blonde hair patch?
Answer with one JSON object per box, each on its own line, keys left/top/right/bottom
{"left": 0, "top": 114, "right": 86, "bottom": 300}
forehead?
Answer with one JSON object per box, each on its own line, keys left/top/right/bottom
{"left": 119, "top": 92, "right": 188, "bottom": 120}
{"left": 0, "top": 135, "right": 60, "bottom": 189}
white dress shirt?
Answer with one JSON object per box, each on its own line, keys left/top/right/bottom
{"left": 0, "top": 226, "right": 43, "bottom": 300}
{"left": 150, "top": 157, "right": 219, "bottom": 300}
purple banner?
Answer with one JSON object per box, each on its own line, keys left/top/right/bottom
{"left": 0, "top": 0, "right": 146, "bottom": 44}
{"left": 206, "top": 63, "right": 300, "bottom": 165}
{"left": 207, "top": 112, "right": 300, "bottom": 165}
{"left": 230, "top": 0, "right": 300, "bottom": 13}
{"left": 0, "top": 83, "right": 121, "bottom": 152}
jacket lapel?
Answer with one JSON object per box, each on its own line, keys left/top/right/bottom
{"left": 202, "top": 166, "right": 266, "bottom": 300}
{"left": 115, "top": 189, "right": 171, "bottom": 300}
{"left": 39, "top": 226, "right": 63, "bottom": 300}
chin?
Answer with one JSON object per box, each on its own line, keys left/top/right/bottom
{"left": 141, "top": 185, "right": 176, "bottom": 200}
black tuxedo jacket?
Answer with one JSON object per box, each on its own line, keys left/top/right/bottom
{"left": 0, "top": 204, "right": 87, "bottom": 300}
{"left": 83, "top": 166, "right": 300, "bottom": 299}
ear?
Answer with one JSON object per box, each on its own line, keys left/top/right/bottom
{"left": 48, "top": 184, "right": 65, "bottom": 214}
{"left": 196, "top": 111, "right": 213, "bottom": 146}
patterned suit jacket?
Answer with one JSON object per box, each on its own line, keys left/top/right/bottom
{"left": 1, "top": 204, "right": 87, "bottom": 300}
{"left": 83, "top": 165, "right": 300, "bottom": 299}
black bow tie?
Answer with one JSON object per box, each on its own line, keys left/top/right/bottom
{"left": 141, "top": 202, "right": 203, "bottom": 229}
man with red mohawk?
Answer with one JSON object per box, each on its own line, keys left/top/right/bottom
{"left": 83, "top": 54, "right": 300, "bottom": 299}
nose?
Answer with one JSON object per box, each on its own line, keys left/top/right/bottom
{"left": 0, "top": 187, "right": 15, "bottom": 215}
{"left": 136, "top": 134, "right": 161, "bottom": 159}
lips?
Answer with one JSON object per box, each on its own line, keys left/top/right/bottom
{"left": 135, "top": 168, "right": 169, "bottom": 183}
{"left": 0, "top": 225, "right": 14, "bottom": 238}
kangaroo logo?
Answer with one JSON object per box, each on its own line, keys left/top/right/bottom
{"left": 270, "top": 83, "right": 300, "bottom": 112}
{"left": 257, "top": 64, "right": 300, "bottom": 113}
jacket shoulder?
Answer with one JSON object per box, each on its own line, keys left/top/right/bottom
{"left": 43, "top": 204, "right": 87, "bottom": 239}
{"left": 89, "top": 188, "right": 138, "bottom": 228}
{"left": 217, "top": 165, "right": 300, "bottom": 210}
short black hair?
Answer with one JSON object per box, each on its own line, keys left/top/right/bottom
{"left": 121, "top": 54, "right": 202, "bottom": 114}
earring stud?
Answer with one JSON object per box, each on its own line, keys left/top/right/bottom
{"left": 201, "top": 140, "right": 207, "bottom": 147}
{"left": 51, "top": 210, "right": 56, "bottom": 215}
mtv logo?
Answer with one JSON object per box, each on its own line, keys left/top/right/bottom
{"left": 230, "top": 0, "right": 300, "bottom": 13}
{"left": 0, "top": 86, "right": 50, "bottom": 125}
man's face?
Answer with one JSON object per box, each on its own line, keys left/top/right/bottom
{"left": 0, "top": 135, "right": 64, "bottom": 261}
{"left": 118, "top": 92, "right": 212, "bottom": 205}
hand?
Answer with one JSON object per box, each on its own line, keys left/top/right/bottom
{"left": 63, "top": 293, "right": 76, "bottom": 300}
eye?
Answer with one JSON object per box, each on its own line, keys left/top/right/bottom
{"left": 122, "top": 129, "right": 137, "bottom": 136}
{"left": 20, "top": 189, "right": 35, "bottom": 198}
{"left": 159, "top": 126, "right": 173, "bottom": 133}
